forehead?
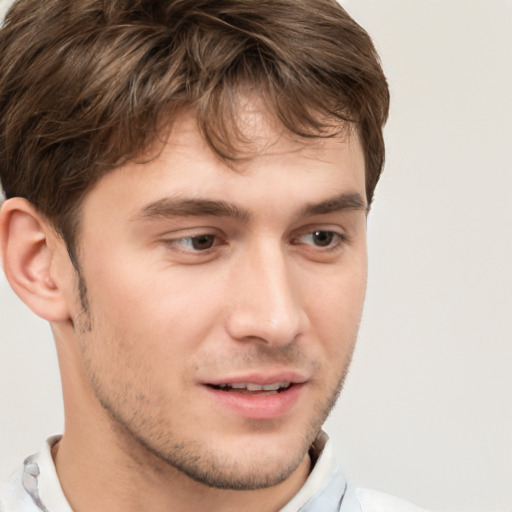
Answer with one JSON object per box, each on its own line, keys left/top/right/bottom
{"left": 138, "top": 92, "right": 360, "bottom": 168}
{"left": 79, "top": 103, "right": 366, "bottom": 226}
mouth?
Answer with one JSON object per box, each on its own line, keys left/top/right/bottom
{"left": 203, "top": 373, "right": 307, "bottom": 419}
{"left": 208, "top": 382, "right": 293, "bottom": 395}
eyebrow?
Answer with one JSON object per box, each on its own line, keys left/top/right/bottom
{"left": 298, "top": 192, "right": 368, "bottom": 218}
{"left": 132, "top": 197, "right": 250, "bottom": 222}
{"left": 132, "top": 192, "right": 367, "bottom": 223}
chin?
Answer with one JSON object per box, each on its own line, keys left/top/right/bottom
{"left": 127, "top": 420, "right": 313, "bottom": 490}
{"left": 166, "top": 448, "right": 308, "bottom": 490}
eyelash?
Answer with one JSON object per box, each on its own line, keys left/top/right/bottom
{"left": 163, "top": 233, "right": 222, "bottom": 254}
{"left": 292, "top": 230, "right": 349, "bottom": 252}
{"left": 163, "top": 229, "right": 349, "bottom": 255}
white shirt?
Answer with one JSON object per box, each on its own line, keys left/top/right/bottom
{"left": 0, "top": 433, "right": 428, "bottom": 511}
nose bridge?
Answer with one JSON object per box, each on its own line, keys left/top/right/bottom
{"left": 225, "top": 238, "right": 308, "bottom": 345}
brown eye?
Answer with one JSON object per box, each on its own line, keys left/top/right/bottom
{"left": 311, "top": 231, "right": 334, "bottom": 247}
{"left": 294, "top": 230, "right": 346, "bottom": 252}
{"left": 168, "top": 234, "right": 218, "bottom": 252}
{"left": 189, "top": 235, "right": 216, "bottom": 250}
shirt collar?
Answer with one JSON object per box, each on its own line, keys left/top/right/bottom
{"left": 279, "top": 431, "right": 347, "bottom": 512}
{"left": 23, "top": 435, "right": 72, "bottom": 512}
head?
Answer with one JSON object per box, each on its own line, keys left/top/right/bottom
{"left": 0, "top": 0, "right": 388, "bottom": 495}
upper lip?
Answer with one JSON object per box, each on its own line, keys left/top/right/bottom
{"left": 204, "top": 371, "right": 308, "bottom": 387}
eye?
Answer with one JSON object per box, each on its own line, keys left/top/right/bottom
{"left": 297, "top": 230, "right": 344, "bottom": 249}
{"left": 171, "top": 234, "right": 217, "bottom": 252}
{"left": 305, "top": 231, "right": 335, "bottom": 247}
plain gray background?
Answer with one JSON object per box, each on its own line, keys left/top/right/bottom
{"left": 1, "top": 1, "right": 511, "bottom": 511}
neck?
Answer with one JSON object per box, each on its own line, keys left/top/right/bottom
{"left": 53, "top": 427, "right": 311, "bottom": 512}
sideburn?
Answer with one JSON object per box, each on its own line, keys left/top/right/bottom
{"left": 74, "top": 266, "right": 93, "bottom": 334}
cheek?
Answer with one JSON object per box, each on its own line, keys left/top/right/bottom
{"left": 305, "top": 258, "right": 367, "bottom": 349}
{"left": 84, "top": 258, "right": 224, "bottom": 361}
{"left": 309, "top": 248, "right": 367, "bottom": 310}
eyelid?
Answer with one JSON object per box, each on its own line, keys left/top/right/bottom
{"left": 291, "top": 226, "right": 350, "bottom": 252}
{"left": 168, "top": 234, "right": 214, "bottom": 245}
{"left": 160, "top": 229, "right": 226, "bottom": 255}
{"left": 173, "top": 234, "right": 216, "bottom": 251}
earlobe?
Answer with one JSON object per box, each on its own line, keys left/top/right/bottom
{"left": 0, "top": 198, "right": 71, "bottom": 322}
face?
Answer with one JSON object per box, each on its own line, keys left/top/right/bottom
{"left": 65, "top": 106, "right": 368, "bottom": 490}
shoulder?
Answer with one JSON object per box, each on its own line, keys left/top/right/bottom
{"left": 355, "top": 488, "right": 429, "bottom": 512}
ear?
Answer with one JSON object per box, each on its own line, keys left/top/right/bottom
{"left": 0, "top": 197, "right": 72, "bottom": 322}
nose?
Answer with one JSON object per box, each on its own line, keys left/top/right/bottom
{"left": 224, "top": 243, "right": 310, "bottom": 346}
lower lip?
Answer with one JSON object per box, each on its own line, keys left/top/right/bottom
{"left": 203, "top": 384, "right": 304, "bottom": 420}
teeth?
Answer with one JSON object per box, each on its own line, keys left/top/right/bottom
{"left": 217, "top": 382, "right": 290, "bottom": 391}
{"left": 246, "top": 383, "right": 265, "bottom": 391}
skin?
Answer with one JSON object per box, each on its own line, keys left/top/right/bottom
{"left": 0, "top": 103, "right": 368, "bottom": 512}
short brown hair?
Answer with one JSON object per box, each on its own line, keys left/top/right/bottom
{"left": 0, "top": 0, "right": 389, "bottom": 259}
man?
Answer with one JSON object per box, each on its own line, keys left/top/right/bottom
{"left": 0, "top": 1, "right": 425, "bottom": 510}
